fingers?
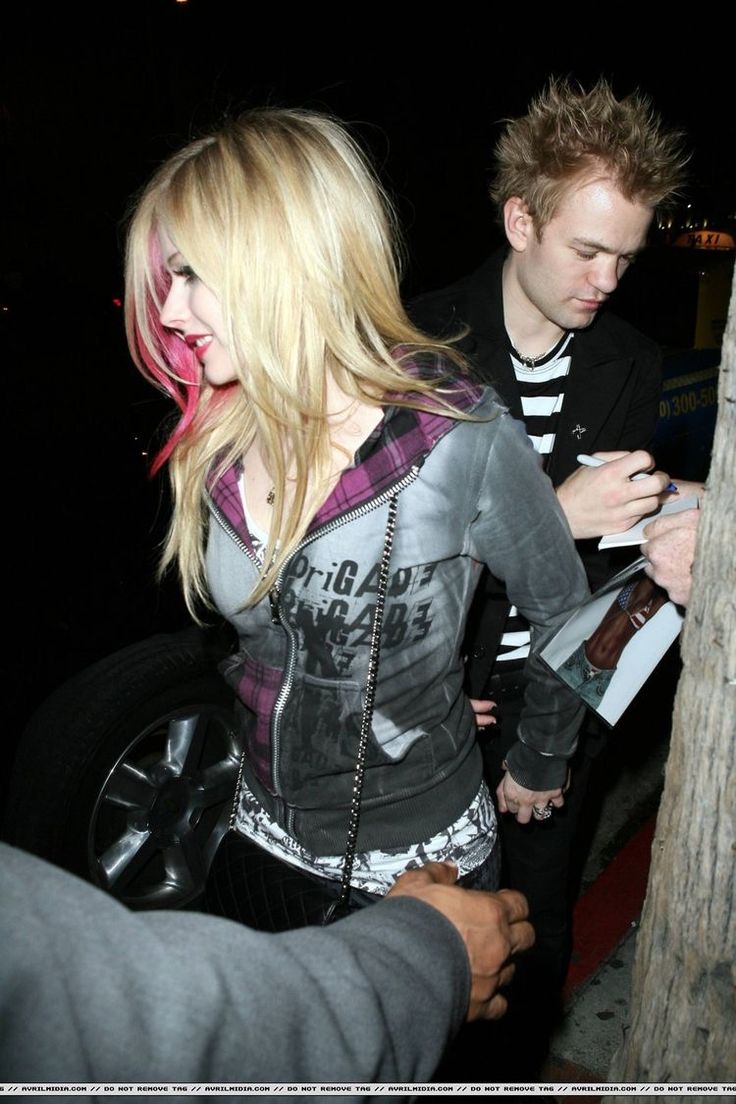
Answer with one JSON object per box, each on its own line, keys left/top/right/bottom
{"left": 474, "top": 710, "right": 498, "bottom": 728}
{"left": 470, "top": 698, "right": 498, "bottom": 729}
{"left": 474, "top": 965, "right": 514, "bottom": 1021}
{"left": 558, "top": 450, "right": 673, "bottom": 539}
{"left": 589, "top": 450, "right": 630, "bottom": 462}
{"left": 386, "top": 861, "right": 459, "bottom": 897}
{"left": 470, "top": 698, "right": 497, "bottom": 712}
{"left": 496, "top": 773, "right": 564, "bottom": 823}
{"left": 643, "top": 507, "right": 700, "bottom": 541}
{"left": 483, "top": 992, "right": 509, "bottom": 1021}
{"left": 495, "top": 777, "right": 511, "bottom": 815}
{"left": 466, "top": 894, "right": 535, "bottom": 1020}
{"left": 602, "top": 448, "right": 655, "bottom": 478}
{"left": 639, "top": 508, "right": 698, "bottom": 606}
{"left": 665, "top": 478, "right": 704, "bottom": 500}
{"left": 495, "top": 888, "right": 530, "bottom": 925}
{"left": 386, "top": 868, "right": 536, "bottom": 1023}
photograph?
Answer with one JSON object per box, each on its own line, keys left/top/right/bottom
{"left": 541, "top": 560, "right": 684, "bottom": 725}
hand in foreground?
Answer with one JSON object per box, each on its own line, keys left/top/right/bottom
{"left": 386, "top": 863, "right": 534, "bottom": 1021}
{"left": 496, "top": 771, "right": 564, "bottom": 825}
{"left": 556, "top": 450, "right": 673, "bottom": 539}
{"left": 642, "top": 507, "right": 700, "bottom": 607}
{"left": 469, "top": 698, "right": 497, "bottom": 728}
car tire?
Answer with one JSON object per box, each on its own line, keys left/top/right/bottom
{"left": 5, "top": 625, "right": 241, "bottom": 910}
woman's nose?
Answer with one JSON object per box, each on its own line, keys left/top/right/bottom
{"left": 159, "top": 281, "right": 189, "bottom": 331}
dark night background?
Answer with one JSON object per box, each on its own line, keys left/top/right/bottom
{"left": 4, "top": 5, "right": 735, "bottom": 748}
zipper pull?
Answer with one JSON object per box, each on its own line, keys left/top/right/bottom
{"left": 268, "top": 585, "right": 281, "bottom": 624}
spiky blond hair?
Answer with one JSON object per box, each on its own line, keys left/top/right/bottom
{"left": 491, "top": 78, "right": 688, "bottom": 233}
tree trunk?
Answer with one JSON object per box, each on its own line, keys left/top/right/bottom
{"left": 607, "top": 273, "right": 736, "bottom": 1087}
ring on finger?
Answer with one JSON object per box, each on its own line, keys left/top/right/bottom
{"left": 532, "top": 802, "right": 553, "bottom": 821}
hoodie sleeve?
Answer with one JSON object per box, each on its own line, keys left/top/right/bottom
{"left": 468, "top": 410, "right": 590, "bottom": 790}
{"left": 0, "top": 843, "right": 468, "bottom": 1087}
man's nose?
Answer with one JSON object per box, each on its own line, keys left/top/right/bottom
{"left": 159, "top": 281, "right": 189, "bottom": 330}
{"left": 589, "top": 256, "right": 620, "bottom": 296}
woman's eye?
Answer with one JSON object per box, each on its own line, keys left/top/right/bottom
{"left": 173, "top": 264, "right": 198, "bottom": 283}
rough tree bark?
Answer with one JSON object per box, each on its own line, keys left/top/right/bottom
{"left": 607, "top": 273, "right": 736, "bottom": 1086}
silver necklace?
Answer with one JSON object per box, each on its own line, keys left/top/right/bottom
{"left": 512, "top": 341, "right": 559, "bottom": 368}
{"left": 510, "top": 332, "right": 568, "bottom": 369}
{"left": 516, "top": 348, "right": 552, "bottom": 368}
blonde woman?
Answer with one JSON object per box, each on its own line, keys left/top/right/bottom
{"left": 125, "top": 108, "right": 588, "bottom": 930}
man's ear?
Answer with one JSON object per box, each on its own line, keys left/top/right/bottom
{"left": 504, "top": 197, "right": 535, "bottom": 253}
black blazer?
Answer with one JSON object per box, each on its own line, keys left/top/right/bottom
{"left": 410, "top": 250, "right": 663, "bottom": 694}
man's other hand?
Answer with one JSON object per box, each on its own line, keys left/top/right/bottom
{"left": 642, "top": 507, "right": 700, "bottom": 606}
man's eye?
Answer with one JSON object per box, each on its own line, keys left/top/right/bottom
{"left": 575, "top": 251, "right": 596, "bottom": 261}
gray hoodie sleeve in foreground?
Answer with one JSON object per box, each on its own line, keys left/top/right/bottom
{"left": 0, "top": 843, "right": 468, "bottom": 1087}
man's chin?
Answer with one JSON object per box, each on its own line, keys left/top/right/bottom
{"left": 564, "top": 307, "right": 601, "bottom": 331}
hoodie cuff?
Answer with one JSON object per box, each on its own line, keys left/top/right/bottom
{"left": 504, "top": 741, "right": 569, "bottom": 791}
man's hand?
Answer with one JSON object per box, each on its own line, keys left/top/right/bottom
{"left": 556, "top": 450, "right": 673, "bottom": 539}
{"left": 469, "top": 698, "right": 497, "bottom": 728}
{"left": 386, "top": 863, "right": 534, "bottom": 1021}
{"left": 642, "top": 507, "right": 700, "bottom": 606}
{"left": 496, "top": 771, "right": 564, "bottom": 825}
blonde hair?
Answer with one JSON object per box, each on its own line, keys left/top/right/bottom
{"left": 125, "top": 108, "right": 466, "bottom": 613}
{"left": 491, "top": 78, "right": 688, "bottom": 233}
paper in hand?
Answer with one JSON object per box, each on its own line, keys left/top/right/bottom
{"left": 597, "top": 494, "right": 699, "bottom": 550}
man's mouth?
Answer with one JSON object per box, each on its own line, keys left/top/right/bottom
{"left": 575, "top": 298, "right": 605, "bottom": 311}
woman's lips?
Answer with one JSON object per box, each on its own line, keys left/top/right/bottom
{"left": 184, "top": 333, "right": 213, "bottom": 359}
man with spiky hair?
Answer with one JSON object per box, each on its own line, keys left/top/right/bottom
{"left": 412, "top": 78, "right": 688, "bottom": 1072}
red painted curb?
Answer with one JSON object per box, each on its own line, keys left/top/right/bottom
{"left": 563, "top": 815, "right": 656, "bottom": 1000}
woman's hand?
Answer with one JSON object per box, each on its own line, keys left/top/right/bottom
{"left": 496, "top": 772, "right": 564, "bottom": 824}
{"left": 469, "top": 698, "right": 497, "bottom": 729}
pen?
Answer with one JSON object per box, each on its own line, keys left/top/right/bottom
{"left": 576, "top": 454, "right": 678, "bottom": 493}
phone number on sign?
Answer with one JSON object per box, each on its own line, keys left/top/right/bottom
{"left": 659, "top": 386, "right": 717, "bottom": 418}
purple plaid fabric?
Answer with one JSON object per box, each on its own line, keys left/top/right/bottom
{"left": 206, "top": 458, "right": 250, "bottom": 549}
{"left": 233, "top": 657, "right": 282, "bottom": 789}
{"left": 207, "top": 354, "right": 483, "bottom": 533}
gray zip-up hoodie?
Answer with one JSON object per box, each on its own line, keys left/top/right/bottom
{"left": 206, "top": 359, "right": 589, "bottom": 857}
